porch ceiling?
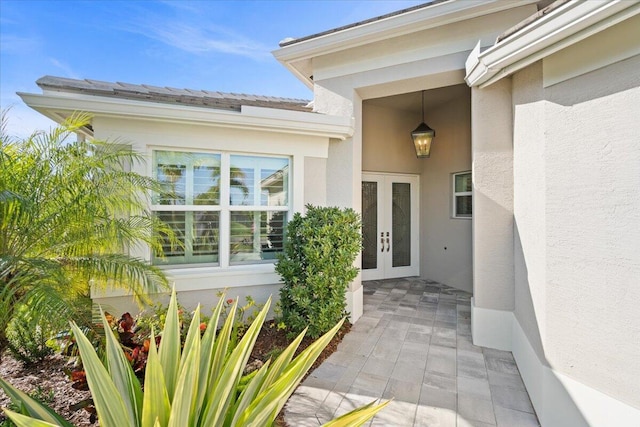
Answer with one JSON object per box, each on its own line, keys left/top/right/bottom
{"left": 364, "top": 83, "right": 469, "bottom": 114}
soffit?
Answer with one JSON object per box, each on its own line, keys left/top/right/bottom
{"left": 273, "top": 0, "right": 539, "bottom": 87}
{"left": 365, "top": 83, "right": 469, "bottom": 113}
{"left": 311, "top": 7, "right": 536, "bottom": 84}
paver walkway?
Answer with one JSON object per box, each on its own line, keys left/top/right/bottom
{"left": 284, "top": 278, "right": 540, "bottom": 426}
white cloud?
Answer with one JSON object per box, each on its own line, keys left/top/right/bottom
{"left": 156, "top": 0, "right": 200, "bottom": 13}
{"left": 122, "top": 9, "right": 271, "bottom": 60}
{"left": 0, "top": 34, "right": 40, "bottom": 54}
{"left": 148, "top": 22, "right": 270, "bottom": 58}
{"left": 50, "top": 58, "right": 81, "bottom": 79}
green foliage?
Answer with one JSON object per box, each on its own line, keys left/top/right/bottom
{"left": 217, "top": 292, "right": 262, "bottom": 353}
{"left": 128, "top": 300, "right": 202, "bottom": 346}
{"left": 0, "top": 289, "right": 388, "bottom": 427}
{"left": 130, "top": 292, "right": 260, "bottom": 352}
{"left": 0, "top": 111, "right": 175, "bottom": 359}
{"left": 264, "top": 346, "right": 284, "bottom": 362}
{"left": 0, "top": 386, "right": 55, "bottom": 427}
{"left": 6, "top": 310, "right": 55, "bottom": 366}
{"left": 276, "top": 205, "right": 361, "bottom": 338}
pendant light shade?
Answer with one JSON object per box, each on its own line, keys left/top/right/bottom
{"left": 411, "top": 91, "right": 436, "bottom": 158}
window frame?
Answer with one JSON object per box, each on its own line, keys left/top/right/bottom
{"left": 452, "top": 171, "right": 472, "bottom": 219}
{"left": 151, "top": 148, "right": 291, "bottom": 268}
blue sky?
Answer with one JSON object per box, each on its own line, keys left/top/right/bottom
{"left": 1, "top": 0, "right": 423, "bottom": 137}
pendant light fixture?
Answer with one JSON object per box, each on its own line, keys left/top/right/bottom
{"left": 411, "top": 90, "right": 436, "bottom": 158}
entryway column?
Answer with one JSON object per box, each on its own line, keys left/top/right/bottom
{"left": 314, "top": 82, "right": 364, "bottom": 323}
{"left": 470, "top": 78, "right": 515, "bottom": 350}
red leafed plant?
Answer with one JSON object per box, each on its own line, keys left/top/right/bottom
{"left": 69, "top": 304, "right": 195, "bottom": 392}
{"left": 68, "top": 293, "right": 261, "bottom": 400}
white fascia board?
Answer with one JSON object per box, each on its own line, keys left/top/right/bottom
{"left": 273, "top": 0, "right": 537, "bottom": 85}
{"left": 18, "top": 92, "right": 353, "bottom": 140}
{"left": 465, "top": 0, "right": 640, "bottom": 87}
{"left": 281, "top": 61, "right": 315, "bottom": 91}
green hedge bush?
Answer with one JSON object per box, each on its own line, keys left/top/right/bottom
{"left": 276, "top": 205, "right": 361, "bottom": 338}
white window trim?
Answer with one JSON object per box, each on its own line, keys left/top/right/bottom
{"left": 150, "top": 147, "right": 293, "bottom": 271}
{"left": 452, "top": 171, "right": 472, "bottom": 220}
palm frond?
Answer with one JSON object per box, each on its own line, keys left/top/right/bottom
{"left": 0, "top": 112, "right": 173, "bottom": 355}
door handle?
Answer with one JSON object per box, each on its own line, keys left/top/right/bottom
{"left": 380, "top": 232, "right": 385, "bottom": 252}
{"left": 386, "top": 232, "right": 390, "bottom": 252}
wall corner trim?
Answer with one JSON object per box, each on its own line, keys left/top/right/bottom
{"left": 346, "top": 284, "right": 363, "bottom": 324}
{"left": 471, "top": 299, "right": 640, "bottom": 426}
{"left": 470, "top": 297, "right": 514, "bottom": 351}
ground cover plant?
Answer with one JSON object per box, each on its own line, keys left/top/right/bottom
{"left": 5, "top": 309, "right": 55, "bottom": 366}
{"left": 1, "top": 290, "right": 388, "bottom": 426}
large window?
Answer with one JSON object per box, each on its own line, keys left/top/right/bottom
{"left": 452, "top": 171, "right": 472, "bottom": 219}
{"left": 152, "top": 150, "right": 289, "bottom": 266}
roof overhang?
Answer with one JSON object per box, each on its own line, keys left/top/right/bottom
{"left": 465, "top": 0, "right": 640, "bottom": 88}
{"left": 273, "top": 0, "right": 538, "bottom": 89}
{"left": 18, "top": 91, "right": 354, "bottom": 140}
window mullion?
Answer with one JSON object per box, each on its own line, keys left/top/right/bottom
{"left": 253, "top": 211, "right": 261, "bottom": 254}
{"left": 219, "top": 154, "right": 231, "bottom": 268}
{"left": 185, "top": 160, "right": 194, "bottom": 205}
{"left": 185, "top": 211, "right": 194, "bottom": 263}
{"left": 251, "top": 158, "right": 260, "bottom": 254}
{"left": 253, "top": 160, "right": 261, "bottom": 206}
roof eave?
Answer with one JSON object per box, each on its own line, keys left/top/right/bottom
{"left": 273, "top": 0, "right": 538, "bottom": 86}
{"left": 18, "top": 91, "right": 353, "bottom": 140}
{"left": 465, "top": 0, "right": 640, "bottom": 88}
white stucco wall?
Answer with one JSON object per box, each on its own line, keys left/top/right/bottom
{"left": 471, "top": 78, "right": 514, "bottom": 311}
{"left": 512, "top": 61, "right": 547, "bottom": 363}
{"left": 421, "top": 92, "right": 472, "bottom": 292}
{"left": 90, "top": 115, "right": 331, "bottom": 314}
{"left": 507, "top": 31, "right": 640, "bottom": 422}
{"left": 471, "top": 14, "right": 640, "bottom": 423}
{"left": 304, "top": 156, "right": 327, "bottom": 207}
{"left": 541, "top": 53, "right": 640, "bottom": 408}
{"left": 361, "top": 103, "right": 422, "bottom": 175}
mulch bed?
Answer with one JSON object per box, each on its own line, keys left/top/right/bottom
{"left": 0, "top": 320, "right": 351, "bottom": 426}
{"left": 0, "top": 354, "right": 92, "bottom": 426}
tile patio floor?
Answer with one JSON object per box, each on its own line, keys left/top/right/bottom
{"left": 284, "top": 278, "right": 540, "bottom": 426}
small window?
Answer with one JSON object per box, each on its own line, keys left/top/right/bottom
{"left": 453, "top": 171, "right": 472, "bottom": 219}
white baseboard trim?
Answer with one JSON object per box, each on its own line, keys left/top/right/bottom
{"left": 346, "top": 285, "right": 363, "bottom": 323}
{"left": 470, "top": 297, "right": 514, "bottom": 351}
{"left": 471, "top": 299, "right": 640, "bottom": 426}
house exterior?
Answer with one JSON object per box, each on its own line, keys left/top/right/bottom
{"left": 19, "top": 0, "right": 639, "bottom": 425}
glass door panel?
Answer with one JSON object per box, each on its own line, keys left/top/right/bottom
{"left": 361, "top": 173, "right": 419, "bottom": 280}
{"left": 362, "top": 181, "right": 378, "bottom": 270}
{"left": 392, "top": 182, "right": 411, "bottom": 268}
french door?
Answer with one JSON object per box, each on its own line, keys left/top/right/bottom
{"left": 361, "top": 173, "right": 419, "bottom": 280}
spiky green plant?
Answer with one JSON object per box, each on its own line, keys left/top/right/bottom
{"left": 0, "top": 111, "right": 174, "bottom": 359}
{"left": 0, "top": 289, "right": 388, "bottom": 426}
